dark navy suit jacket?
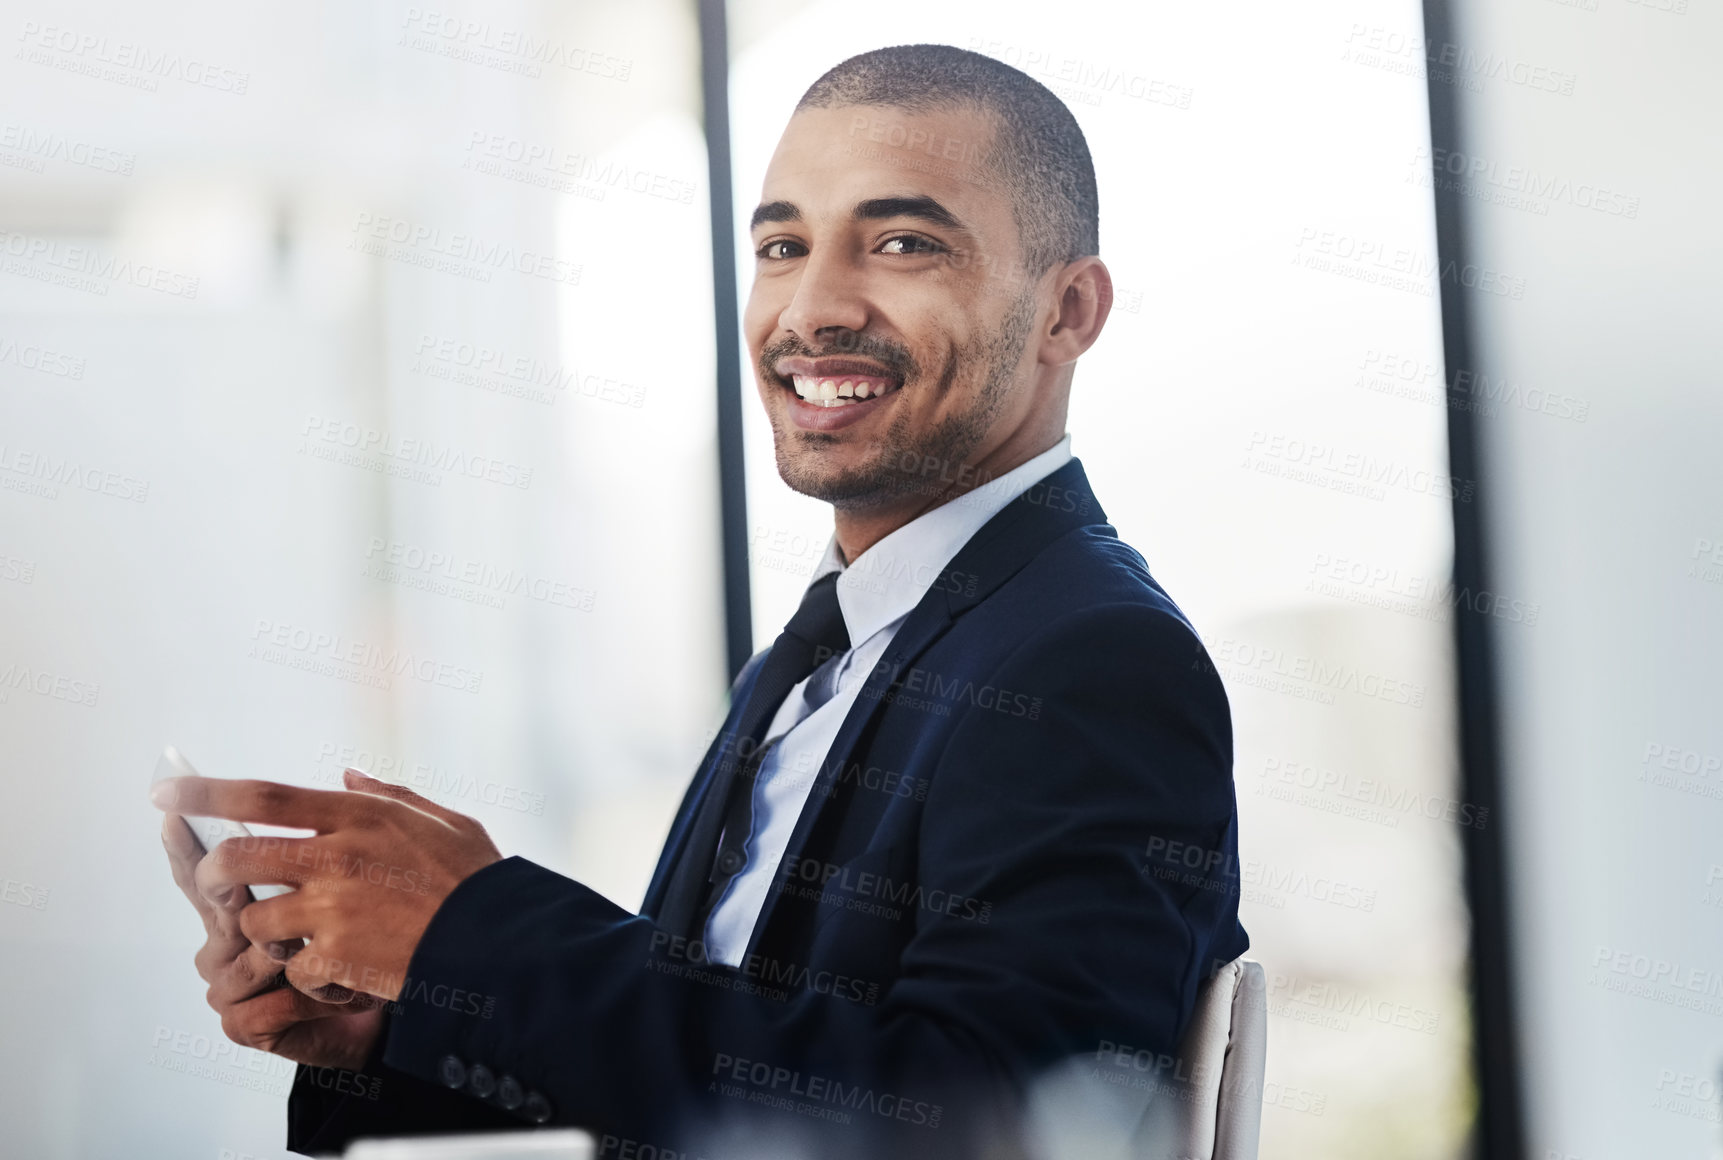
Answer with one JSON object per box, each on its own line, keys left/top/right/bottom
{"left": 286, "top": 458, "right": 1248, "bottom": 1158}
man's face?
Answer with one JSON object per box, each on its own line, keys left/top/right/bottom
{"left": 743, "top": 104, "right": 1043, "bottom": 510}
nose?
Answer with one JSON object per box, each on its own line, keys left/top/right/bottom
{"left": 778, "top": 248, "right": 869, "bottom": 346}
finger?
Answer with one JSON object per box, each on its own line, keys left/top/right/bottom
{"left": 237, "top": 898, "right": 359, "bottom": 1000}
{"left": 222, "top": 974, "right": 385, "bottom": 1053}
{"left": 205, "top": 890, "right": 247, "bottom": 939}
{"left": 190, "top": 848, "right": 243, "bottom": 912}
{"left": 279, "top": 936, "right": 402, "bottom": 1003}
{"left": 215, "top": 942, "right": 374, "bottom": 1012}
{"left": 261, "top": 936, "right": 306, "bottom": 963}
{"left": 193, "top": 927, "right": 253, "bottom": 984}
{"left": 196, "top": 931, "right": 297, "bottom": 987}
{"left": 193, "top": 839, "right": 299, "bottom": 913}
{"left": 199, "top": 835, "right": 313, "bottom": 895}
{"left": 307, "top": 982, "right": 359, "bottom": 1004}
{"left": 342, "top": 768, "right": 468, "bottom": 828}
{"left": 283, "top": 949, "right": 366, "bottom": 1004}
{"left": 226, "top": 975, "right": 340, "bottom": 1030}
{"left": 205, "top": 943, "right": 293, "bottom": 1009}
{"left": 237, "top": 891, "right": 315, "bottom": 949}
{"left": 149, "top": 777, "right": 349, "bottom": 833}
{"left": 162, "top": 814, "right": 216, "bottom": 921}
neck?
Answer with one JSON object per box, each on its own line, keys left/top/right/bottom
{"left": 832, "top": 427, "right": 1064, "bottom": 562}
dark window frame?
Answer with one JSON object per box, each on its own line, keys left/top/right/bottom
{"left": 1422, "top": 2, "right": 1527, "bottom": 1157}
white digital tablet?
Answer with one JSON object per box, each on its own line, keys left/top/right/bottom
{"left": 153, "top": 745, "right": 291, "bottom": 901}
{"left": 344, "top": 1130, "right": 594, "bottom": 1159}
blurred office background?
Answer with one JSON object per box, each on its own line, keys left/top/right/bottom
{"left": 0, "top": 0, "right": 1713, "bottom": 1158}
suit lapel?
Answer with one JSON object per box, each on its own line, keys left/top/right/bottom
{"left": 741, "top": 458, "right": 1109, "bottom": 957}
{"left": 640, "top": 651, "right": 768, "bottom": 919}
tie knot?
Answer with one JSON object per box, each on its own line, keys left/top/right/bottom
{"left": 784, "top": 571, "right": 850, "bottom": 662}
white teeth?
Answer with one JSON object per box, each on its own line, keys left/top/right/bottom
{"left": 786, "top": 372, "right": 902, "bottom": 405}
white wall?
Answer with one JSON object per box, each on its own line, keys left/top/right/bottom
{"left": 0, "top": 1, "right": 721, "bottom": 1156}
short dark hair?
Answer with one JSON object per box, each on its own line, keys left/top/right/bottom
{"left": 796, "top": 44, "right": 1099, "bottom": 276}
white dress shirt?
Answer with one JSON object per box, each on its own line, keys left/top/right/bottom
{"left": 702, "top": 435, "right": 1075, "bottom": 966}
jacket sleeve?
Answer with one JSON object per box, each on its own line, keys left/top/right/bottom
{"left": 290, "top": 602, "right": 1248, "bottom": 1159}
{"left": 286, "top": 1021, "right": 519, "bottom": 1156}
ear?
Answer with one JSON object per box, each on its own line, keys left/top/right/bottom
{"left": 1038, "top": 256, "right": 1113, "bottom": 368}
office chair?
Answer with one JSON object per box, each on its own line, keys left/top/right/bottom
{"left": 1134, "top": 957, "right": 1268, "bottom": 1160}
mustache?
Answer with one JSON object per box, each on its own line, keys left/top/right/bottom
{"left": 759, "top": 333, "right": 920, "bottom": 383}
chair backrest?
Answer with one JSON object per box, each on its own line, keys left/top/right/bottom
{"left": 1131, "top": 957, "right": 1267, "bottom": 1160}
{"left": 1021, "top": 958, "right": 1267, "bottom": 1160}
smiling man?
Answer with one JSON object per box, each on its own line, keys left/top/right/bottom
{"left": 156, "top": 44, "right": 1248, "bottom": 1160}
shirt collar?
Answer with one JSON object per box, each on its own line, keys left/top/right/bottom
{"left": 809, "top": 434, "right": 1074, "bottom": 647}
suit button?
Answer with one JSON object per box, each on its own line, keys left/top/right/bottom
{"left": 495, "top": 1074, "right": 524, "bottom": 1110}
{"left": 716, "top": 848, "right": 745, "bottom": 875}
{"left": 523, "top": 1090, "right": 553, "bottom": 1124}
{"left": 439, "top": 1055, "right": 466, "bottom": 1089}
{"left": 466, "top": 1063, "right": 496, "bottom": 1098}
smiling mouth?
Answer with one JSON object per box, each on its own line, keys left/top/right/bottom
{"left": 787, "top": 374, "right": 904, "bottom": 408}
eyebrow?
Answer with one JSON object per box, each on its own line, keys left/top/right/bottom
{"left": 748, "top": 195, "right": 969, "bottom": 233}
{"left": 852, "top": 195, "right": 967, "bottom": 232}
{"left": 750, "top": 200, "right": 800, "bottom": 229}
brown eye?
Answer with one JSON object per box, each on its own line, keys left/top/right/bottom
{"left": 879, "top": 235, "right": 942, "bottom": 256}
{"left": 757, "top": 239, "right": 806, "bottom": 260}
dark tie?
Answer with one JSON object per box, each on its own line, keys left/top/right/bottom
{"left": 657, "top": 571, "right": 851, "bottom": 943}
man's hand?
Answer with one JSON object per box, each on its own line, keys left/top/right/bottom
{"left": 153, "top": 769, "right": 504, "bottom": 1002}
{"left": 161, "top": 812, "right": 385, "bottom": 1070}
